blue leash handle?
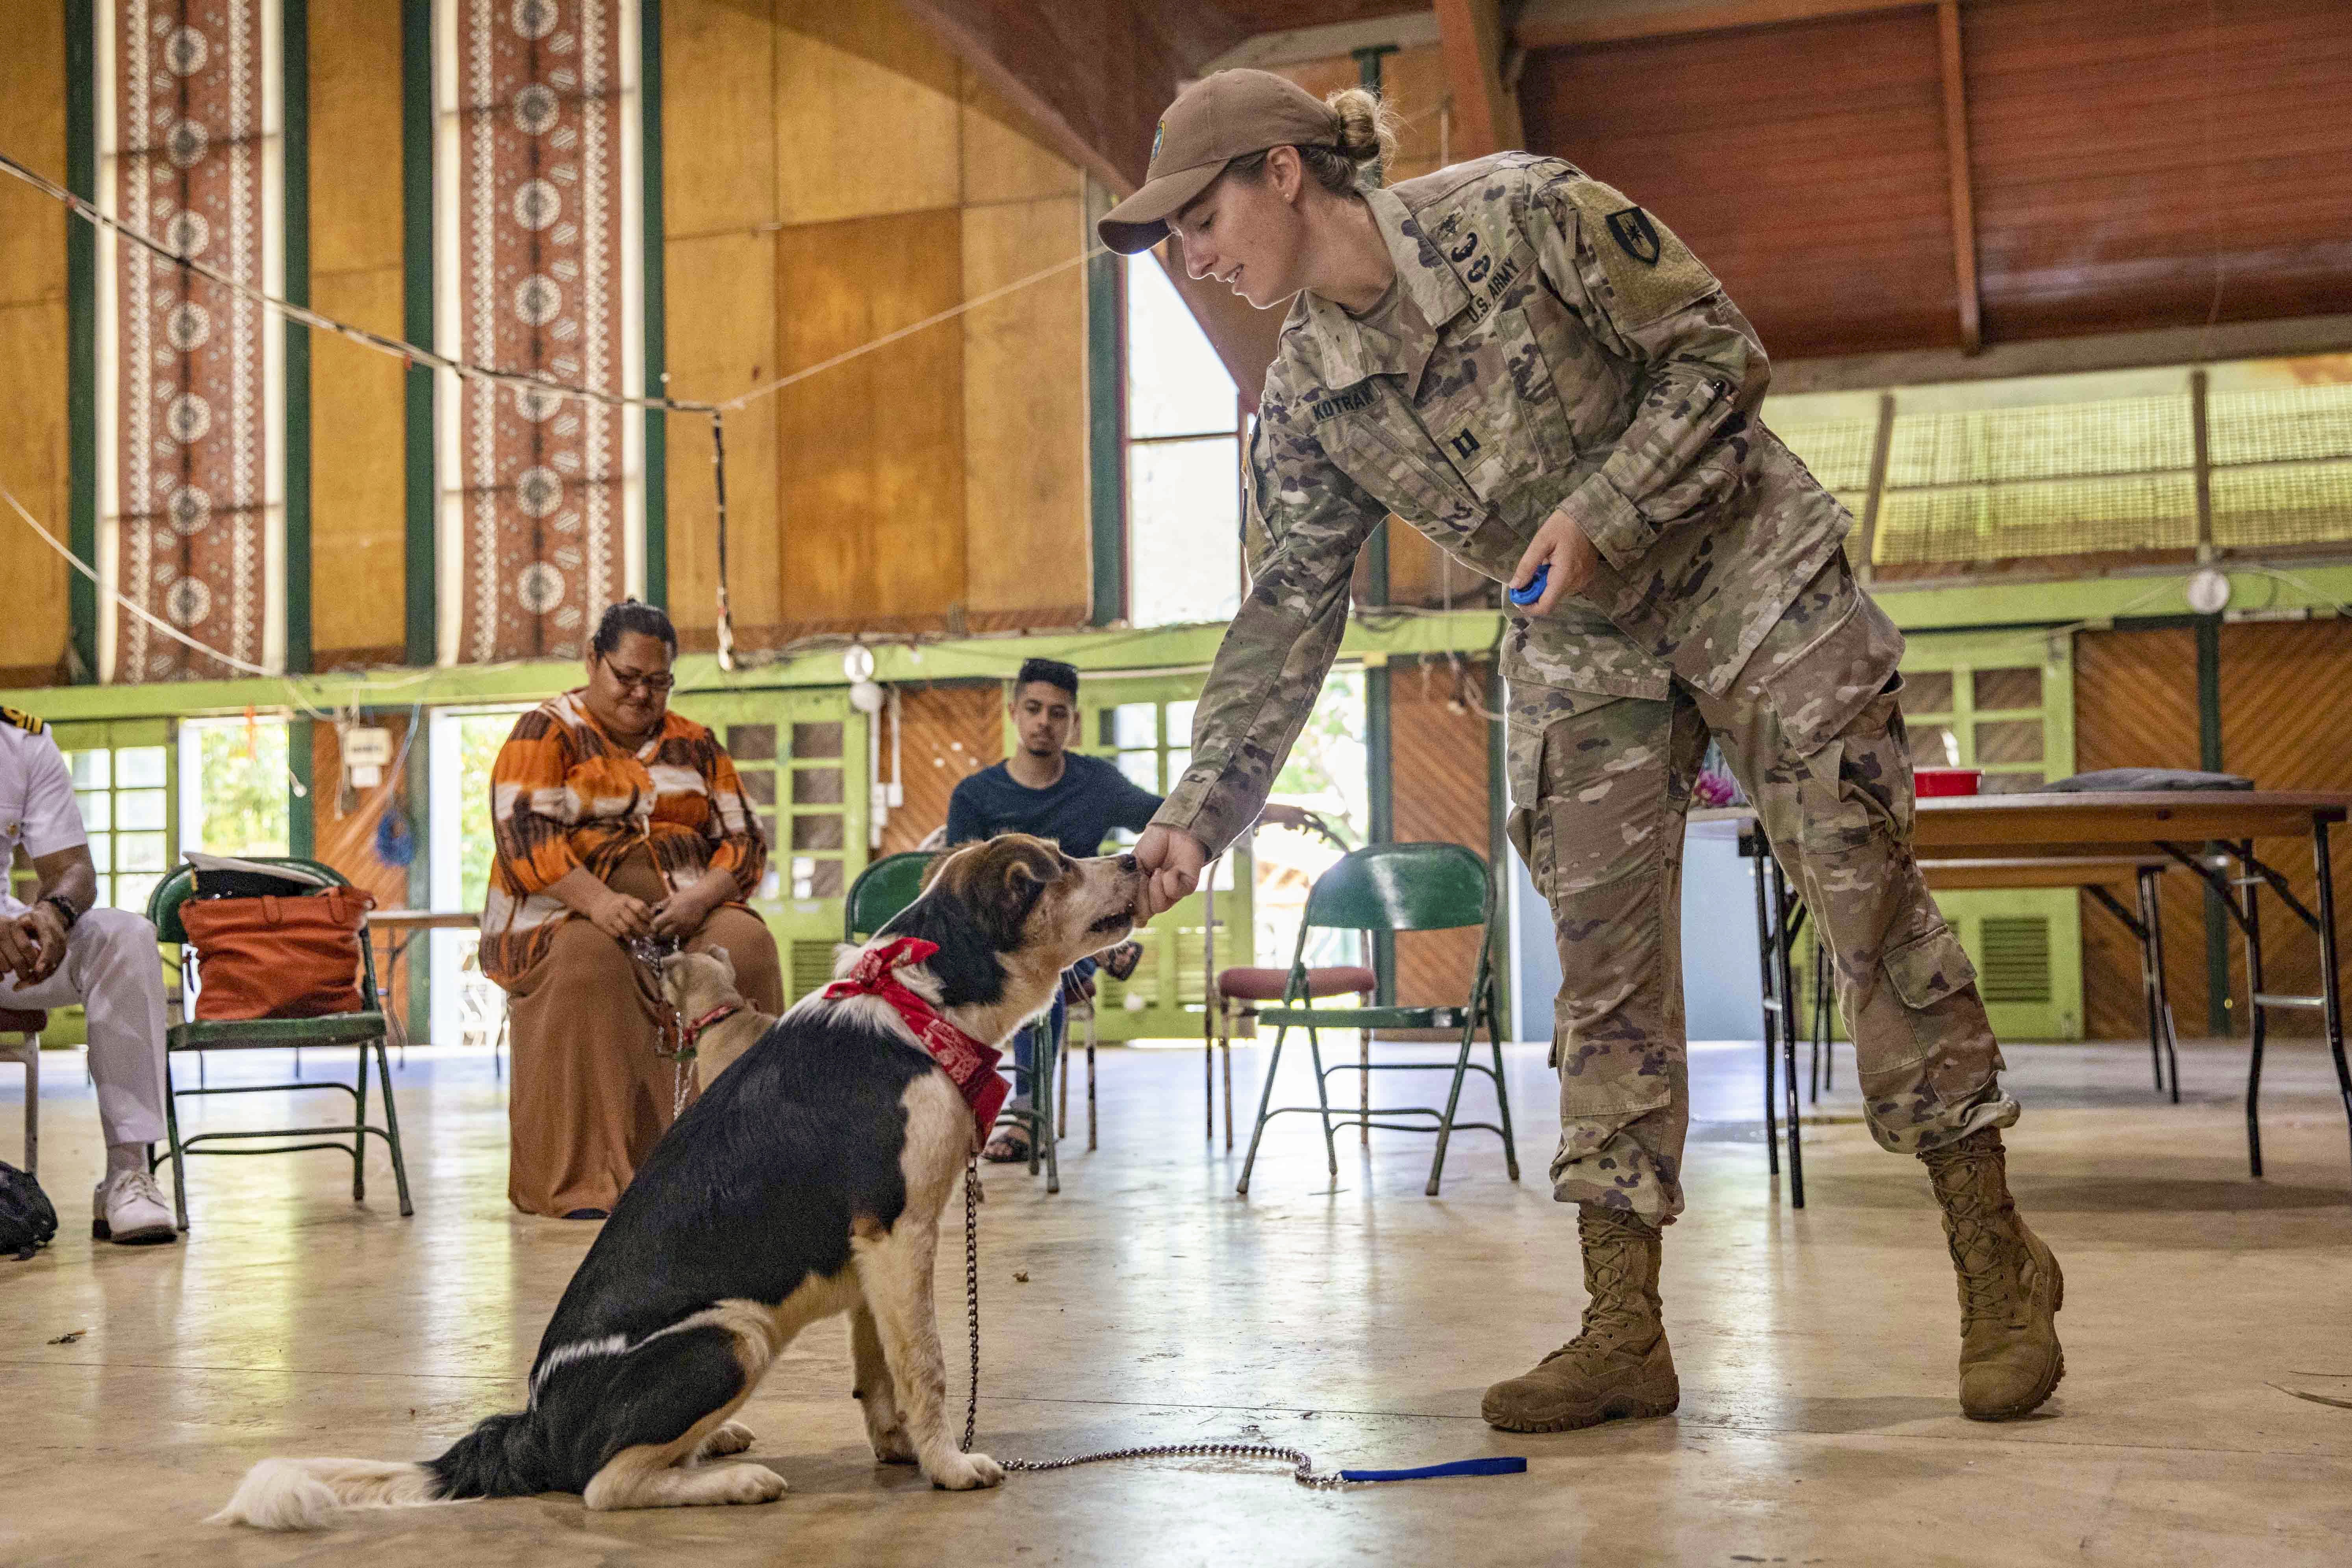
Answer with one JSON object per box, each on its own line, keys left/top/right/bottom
{"left": 1338, "top": 1456, "right": 1528, "bottom": 1483}
{"left": 1507, "top": 564, "right": 1549, "bottom": 608}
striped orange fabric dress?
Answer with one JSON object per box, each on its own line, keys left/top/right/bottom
{"left": 480, "top": 690, "right": 768, "bottom": 987}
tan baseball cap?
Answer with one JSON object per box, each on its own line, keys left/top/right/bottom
{"left": 1096, "top": 70, "right": 1341, "bottom": 254}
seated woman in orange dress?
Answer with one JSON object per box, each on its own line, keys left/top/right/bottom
{"left": 480, "top": 601, "right": 785, "bottom": 1219}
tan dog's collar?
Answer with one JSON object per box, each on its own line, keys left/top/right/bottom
{"left": 680, "top": 1003, "right": 741, "bottom": 1053}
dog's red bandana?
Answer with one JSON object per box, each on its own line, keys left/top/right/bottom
{"left": 822, "top": 937, "right": 1008, "bottom": 1146}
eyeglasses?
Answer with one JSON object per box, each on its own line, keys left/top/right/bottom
{"left": 600, "top": 658, "right": 675, "bottom": 695}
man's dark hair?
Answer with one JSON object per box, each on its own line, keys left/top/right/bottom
{"left": 1014, "top": 658, "right": 1079, "bottom": 699}
{"left": 591, "top": 598, "right": 677, "bottom": 660}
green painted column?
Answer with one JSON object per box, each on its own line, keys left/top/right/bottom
{"left": 1366, "top": 659, "right": 1394, "bottom": 1006}
{"left": 1084, "top": 178, "right": 1125, "bottom": 626}
{"left": 283, "top": 0, "right": 313, "bottom": 673}
{"left": 65, "top": 0, "right": 98, "bottom": 684}
{"left": 402, "top": 0, "right": 436, "bottom": 666}
{"left": 2198, "top": 614, "right": 2232, "bottom": 1036}
{"left": 288, "top": 717, "right": 315, "bottom": 858}
{"left": 640, "top": 0, "right": 667, "bottom": 609}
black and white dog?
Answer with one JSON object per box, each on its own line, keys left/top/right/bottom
{"left": 215, "top": 834, "right": 1140, "bottom": 1529}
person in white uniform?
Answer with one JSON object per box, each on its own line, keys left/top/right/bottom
{"left": 0, "top": 706, "right": 177, "bottom": 1245}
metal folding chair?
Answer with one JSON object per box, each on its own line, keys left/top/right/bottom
{"left": 146, "top": 859, "right": 413, "bottom": 1231}
{"left": 1237, "top": 841, "right": 1516, "bottom": 1197}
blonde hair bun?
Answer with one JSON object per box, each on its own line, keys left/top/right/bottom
{"left": 1323, "top": 85, "right": 1399, "bottom": 174}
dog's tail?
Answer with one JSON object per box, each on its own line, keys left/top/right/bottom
{"left": 211, "top": 1412, "right": 545, "bottom": 1531}
{"left": 208, "top": 1456, "right": 446, "bottom": 1531}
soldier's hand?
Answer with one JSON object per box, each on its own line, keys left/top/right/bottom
{"left": 1132, "top": 825, "right": 1207, "bottom": 923}
{"left": 0, "top": 914, "right": 37, "bottom": 984}
{"left": 1511, "top": 507, "right": 1601, "bottom": 614}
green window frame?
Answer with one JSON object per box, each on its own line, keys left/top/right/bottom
{"left": 48, "top": 717, "right": 177, "bottom": 917}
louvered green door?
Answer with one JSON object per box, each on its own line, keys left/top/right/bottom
{"left": 671, "top": 688, "right": 867, "bottom": 1003}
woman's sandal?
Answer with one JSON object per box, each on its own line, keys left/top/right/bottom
{"left": 982, "top": 1125, "right": 1032, "bottom": 1164}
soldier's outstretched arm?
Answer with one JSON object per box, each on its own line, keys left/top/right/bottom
{"left": 1149, "top": 385, "right": 1386, "bottom": 864}
{"left": 1520, "top": 169, "right": 1772, "bottom": 575}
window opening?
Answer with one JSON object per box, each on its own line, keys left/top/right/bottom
{"left": 1125, "top": 254, "right": 1242, "bottom": 628}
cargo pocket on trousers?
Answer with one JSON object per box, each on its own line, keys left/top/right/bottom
{"left": 1858, "top": 925, "right": 1997, "bottom": 1121}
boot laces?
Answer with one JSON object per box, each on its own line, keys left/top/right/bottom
{"left": 1541, "top": 1221, "right": 1652, "bottom": 1360}
{"left": 1931, "top": 1153, "right": 2017, "bottom": 1329}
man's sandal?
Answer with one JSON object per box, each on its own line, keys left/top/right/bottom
{"left": 982, "top": 1125, "right": 1032, "bottom": 1164}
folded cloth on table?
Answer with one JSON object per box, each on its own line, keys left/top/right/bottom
{"left": 2049, "top": 768, "right": 2252, "bottom": 793}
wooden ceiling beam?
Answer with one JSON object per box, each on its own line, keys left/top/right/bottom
{"left": 1513, "top": 0, "right": 1948, "bottom": 50}
{"left": 898, "top": 0, "right": 1247, "bottom": 194}
{"left": 1936, "top": 0, "right": 1982, "bottom": 354}
{"left": 1434, "top": 0, "right": 1525, "bottom": 159}
{"left": 900, "top": 0, "right": 1285, "bottom": 402}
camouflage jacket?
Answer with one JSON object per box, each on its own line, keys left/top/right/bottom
{"left": 1155, "top": 152, "right": 1851, "bottom": 855}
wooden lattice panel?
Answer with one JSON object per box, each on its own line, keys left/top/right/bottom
{"left": 2217, "top": 620, "right": 2352, "bottom": 1036}
{"left": 880, "top": 682, "right": 1001, "bottom": 855}
{"left": 2071, "top": 628, "right": 2208, "bottom": 1040}
{"left": 1388, "top": 657, "right": 1497, "bottom": 1016}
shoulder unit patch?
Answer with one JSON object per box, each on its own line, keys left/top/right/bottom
{"left": 1561, "top": 178, "right": 1717, "bottom": 332}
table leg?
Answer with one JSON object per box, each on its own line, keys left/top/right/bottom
{"left": 2314, "top": 820, "right": 2352, "bottom": 1195}
{"left": 2138, "top": 869, "right": 2181, "bottom": 1102}
{"left": 1749, "top": 834, "right": 1780, "bottom": 1180}
{"left": 2237, "top": 841, "right": 2268, "bottom": 1179}
{"left": 1775, "top": 862, "right": 1805, "bottom": 1211}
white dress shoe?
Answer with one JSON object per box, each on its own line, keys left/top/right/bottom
{"left": 93, "top": 1168, "right": 178, "bottom": 1245}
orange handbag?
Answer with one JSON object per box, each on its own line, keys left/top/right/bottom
{"left": 180, "top": 890, "right": 377, "bottom": 1021}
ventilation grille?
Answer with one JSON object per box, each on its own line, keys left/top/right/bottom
{"left": 1976, "top": 916, "right": 2053, "bottom": 1005}
{"left": 790, "top": 939, "right": 841, "bottom": 1003}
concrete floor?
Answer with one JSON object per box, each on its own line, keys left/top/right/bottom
{"left": 3, "top": 1029, "right": 2349, "bottom": 1566}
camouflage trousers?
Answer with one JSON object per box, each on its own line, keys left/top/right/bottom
{"left": 1504, "top": 563, "right": 2019, "bottom": 1222}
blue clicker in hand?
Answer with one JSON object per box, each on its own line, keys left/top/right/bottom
{"left": 1508, "top": 564, "right": 1549, "bottom": 608}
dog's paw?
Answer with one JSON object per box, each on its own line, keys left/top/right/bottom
{"left": 697, "top": 1420, "right": 757, "bottom": 1460}
{"left": 867, "top": 1423, "right": 918, "bottom": 1465}
{"left": 711, "top": 1464, "right": 789, "bottom": 1505}
{"left": 927, "top": 1451, "right": 1004, "bottom": 1491}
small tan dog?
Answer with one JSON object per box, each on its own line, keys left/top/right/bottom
{"left": 676, "top": 947, "right": 768, "bottom": 1090}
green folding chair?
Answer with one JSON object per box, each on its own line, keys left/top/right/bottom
{"left": 842, "top": 848, "right": 1061, "bottom": 1192}
{"left": 146, "top": 859, "right": 413, "bottom": 1231}
{"left": 1238, "top": 841, "right": 1517, "bottom": 1197}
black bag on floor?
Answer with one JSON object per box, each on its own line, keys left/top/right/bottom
{"left": 0, "top": 1160, "right": 57, "bottom": 1260}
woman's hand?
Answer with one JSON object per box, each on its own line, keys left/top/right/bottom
{"left": 587, "top": 887, "right": 655, "bottom": 944}
{"left": 1132, "top": 824, "right": 1207, "bottom": 923}
{"left": 1509, "top": 504, "right": 1601, "bottom": 615}
{"left": 652, "top": 866, "right": 739, "bottom": 940}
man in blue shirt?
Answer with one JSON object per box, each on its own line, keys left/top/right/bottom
{"left": 947, "top": 659, "right": 1305, "bottom": 1161}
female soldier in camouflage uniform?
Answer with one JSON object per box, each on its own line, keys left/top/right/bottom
{"left": 1105, "top": 70, "right": 2063, "bottom": 1430}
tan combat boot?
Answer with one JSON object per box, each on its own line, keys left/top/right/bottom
{"left": 1920, "top": 1127, "right": 2064, "bottom": 1420}
{"left": 1482, "top": 1205, "right": 1679, "bottom": 1432}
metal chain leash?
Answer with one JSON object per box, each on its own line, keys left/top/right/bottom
{"left": 628, "top": 935, "right": 696, "bottom": 1120}
{"left": 957, "top": 1153, "right": 1349, "bottom": 1490}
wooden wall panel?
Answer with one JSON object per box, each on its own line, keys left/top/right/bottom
{"left": 774, "top": 0, "right": 960, "bottom": 226}
{"left": 0, "top": 0, "right": 72, "bottom": 684}
{"left": 663, "top": 0, "right": 778, "bottom": 241}
{"left": 774, "top": 210, "right": 966, "bottom": 638}
{"left": 2216, "top": 620, "right": 2352, "bottom": 1037}
{"left": 960, "top": 62, "right": 1079, "bottom": 207}
{"left": 665, "top": 232, "right": 782, "bottom": 648}
{"left": 308, "top": 0, "right": 406, "bottom": 665}
{"left": 2071, "top": 627, "right": 2208, "bottom": 1039}
{"left": 1389, "top": 656, "right": 1497, "bottom": 1013}
{"left": 1967, "top": 0, "right": 2352, "bottom": 343}
{"left": 1522, "top": 8, "right": 1960, "bottom": 360}
{"left": 880, "top": 682, "right": 1002, "bottom": 854}
{"left": 960, "top": 195, "right": 1088, "bottom": 629}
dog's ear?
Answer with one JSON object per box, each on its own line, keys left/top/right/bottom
{"left": 712, "top": 947, "right": 737, "bottom": 985}
{"left": 970, "top": 837, "right": 1062, "bottom": 951}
